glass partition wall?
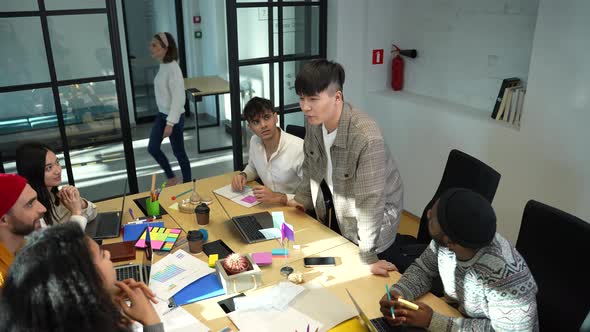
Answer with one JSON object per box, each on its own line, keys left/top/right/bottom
{"left": 0, "top": 0, "right": 136, "bottom": 198}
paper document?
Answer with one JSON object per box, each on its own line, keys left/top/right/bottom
{"left": 228, "top": 306, "right": 322, "bottom": 332}
{"left": 234, "top": 281, "right": 304, "bottom": 311}
{"left": 132, "top": 301, "right": 210, "bottom": 332}
{"left": 149, "top": 249, "right": 214, "bottom": 300}
{"left": 214, "top": 184, "right": 261, "bottom": 208}
{"left": 290, "top": 282, "right": 358, "bottom": 332}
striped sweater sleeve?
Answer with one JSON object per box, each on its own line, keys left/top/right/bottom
{"left": 392, "top": 240, "right": 440, "bottom": 300}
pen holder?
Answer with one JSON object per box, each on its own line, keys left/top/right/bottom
{"left": 146, "top": 198, "right": 160, "bottom": 216}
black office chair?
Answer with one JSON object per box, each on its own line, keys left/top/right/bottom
{"left": 516, "top": 200, "right": 590, "bottom": 332}
{"left": 285, "top": 125, "right": 306, "bottom": 140}
{"left": 392, "top": 149, "right": 501, "bottom": 274}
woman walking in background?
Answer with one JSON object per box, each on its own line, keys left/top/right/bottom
{"left": 148, "top": 32, "right": 191, "bottom": 186}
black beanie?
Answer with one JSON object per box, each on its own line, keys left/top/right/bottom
{"left": 436, "top": 188, "right": 497, "bottom": 249}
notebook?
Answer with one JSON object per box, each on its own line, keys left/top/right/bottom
{"left": 230, "top": 212, "right": 274, "bottom": 243}
{"left": 85, "top": 178, "right": 127, "bottom": 240}
{"left": 101, "top": 241, "right": 136, "bottom": 262}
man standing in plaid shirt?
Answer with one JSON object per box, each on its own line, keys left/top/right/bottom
{"left": 289, "top": 59, "right": 404, "bottom": 276}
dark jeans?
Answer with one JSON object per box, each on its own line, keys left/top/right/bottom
{"left": 147, "top": 112, "right": 191, "bottom": 182}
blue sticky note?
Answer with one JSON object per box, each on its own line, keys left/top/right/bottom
{"left": 272, "top": 248, "right": 288, "bottom": 256}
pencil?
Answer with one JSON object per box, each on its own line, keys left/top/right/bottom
{"left": 386, "top": 284, "right": 396, "bottom": 319}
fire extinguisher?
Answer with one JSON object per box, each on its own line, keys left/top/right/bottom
{"left": 391, "top": 44, "right": 418, "bottom": 91}
{"left": 391, "top": 44, "right": 404, "bottom": 91}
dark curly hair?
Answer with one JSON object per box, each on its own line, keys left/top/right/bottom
{"left": 0, "top": 223, "right": 130, "bottom": 332}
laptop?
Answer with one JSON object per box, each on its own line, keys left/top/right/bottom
{"left": 345, "top": 289, "right": 424, "bottom": 332}
{"left": 230, "top": 211, "right": 274, "bottom": 243}
{"left": 85, "top": 179, "right": 127, "bottom": 240}
{"left": 114, "top": 239, "right": 153, "bottom": 284}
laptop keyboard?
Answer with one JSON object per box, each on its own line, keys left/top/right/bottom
{"left": 235, "top": 215, "right": 265, "bottom": 241}
{"left": 370, "top": 317, "right": 395, "bottom": 332}
{"left": 115, "top": 265, "right": 141, "bottom": 282}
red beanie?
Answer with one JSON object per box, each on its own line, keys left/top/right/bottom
{"left": 0, "top": 174, "right": 28, "bottom": 217}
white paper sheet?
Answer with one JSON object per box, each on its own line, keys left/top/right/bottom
{"left": 228, "top": 307, "right": 322, "bottom": 332}
{"left": 234, "top": 281, "right": 304, "bottom": 311}
{"left": 132, "top": 301, "right": 210, "bottom": 332}
{"left": 148, "top": 249, "right": 214, "bottom": 300}
{"left": 290, "top": 282, "right": 358, "bottom": 332}
{"left": 214, "top": 184, "right": 261, "bottom": 208}
{"left": 271, "top": 211, "right": 286, "bottom": 229}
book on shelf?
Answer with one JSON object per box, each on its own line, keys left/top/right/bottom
{"left": 496, "top": 86, "right": 515, "bottom": 121}
{"left": 508, "top": 87, "right": 523, "bottom": 124}
{"left": 514, "top": 89, "right": 526, "bottom": 127}
{"left": 491, "top": 77, "right": 520, "bottom": 119}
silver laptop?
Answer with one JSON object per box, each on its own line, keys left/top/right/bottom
{"left": 230, "top": 211, "right": 275, "bottom": 243}
{"left": 85, "top": 179, "right": 127, "bottom": 240}
{"left": 114, "top": 241, "right": 153, "bottom": 284}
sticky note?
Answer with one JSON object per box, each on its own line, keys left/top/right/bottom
{"left": 251, "top": 252, "right": 272, "bottom": 266}
{"left": 208, "top": 254, "right": 219, "bottom": 268}
{"left": 241, "top": 195, "right": 257, "bottom": 204}
{"left": 271, "top": 211, "right": 285, "bottom": 229}
{"left": 271, "top": 248, "right": 288, "bottom": 256}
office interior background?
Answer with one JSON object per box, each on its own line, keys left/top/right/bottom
{"left": 1, "top": 0, "right": 589, "bottom": 244}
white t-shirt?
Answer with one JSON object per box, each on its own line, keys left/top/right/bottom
{"left": 242, "top": 128, "right": 304, "bottom": 200}
{"left": 322, "top": 124, "right": 338, "bottom": 194}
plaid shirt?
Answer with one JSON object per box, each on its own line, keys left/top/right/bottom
{"left": 294, "top": 103, "right": 404, "bottom": 264}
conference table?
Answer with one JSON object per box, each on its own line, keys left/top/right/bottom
{"left": 96, "top": 172, "right": 461, "bottom": 331}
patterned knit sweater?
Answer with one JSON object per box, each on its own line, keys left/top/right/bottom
{"left": 392, "top": 233, "right": 539, "bottom": 331}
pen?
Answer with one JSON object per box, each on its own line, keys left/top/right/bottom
{"left": 386, "top": 284, "right": 395, "bottom": 319}
{"left": 306, "top": 324, "right": 310, "bottom": 332}
{"left": 171, "top": 188, "right": 192, "bottom": 200}
{"left": 128, "top": 208, "right": 135, "bottom": 220}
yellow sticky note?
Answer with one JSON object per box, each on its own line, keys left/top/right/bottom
{"left": 208, "top": 254, "right": 219, "bottom": 268}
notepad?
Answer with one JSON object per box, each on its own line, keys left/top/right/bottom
{"left": 272, "top": 248, "right": 288, "bottom": 256}
{"left": 251, "top": 252, "right": 272, "bottom": 266}
{"left": 135, "top": 226, "right": 181, "bottom": 251}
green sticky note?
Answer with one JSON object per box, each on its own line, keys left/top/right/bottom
{"left": 271, "top": 211, "right": 285, "bottom": 229}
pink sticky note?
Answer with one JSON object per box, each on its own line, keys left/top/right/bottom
{"left": 251, "top": 252, "right": 272, "bottom": 266}
{"left": 241, "top": 195, "right": 257, "bottom": 204}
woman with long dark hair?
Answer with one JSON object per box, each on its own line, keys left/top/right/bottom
{"left": 16, "top": 143, "right": 97, "bottom": 228}
{"left": 0, "top": 222, "right": 163, "bottom": 332}
{"left": 147, "top": 32, "right": 191, "bottom": 186}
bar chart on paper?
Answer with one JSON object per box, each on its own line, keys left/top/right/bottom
{"left": 151, "top": 264, "right": 186, "bottom": 283}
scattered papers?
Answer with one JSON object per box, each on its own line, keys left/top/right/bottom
{"left": 234, "top": 281, "right": 304, "bottom": 311}
{"left": 214, "top": 184, "right": 261, "bottom": 208}
{"left": 149, "top": 249, "right": 214, "bottom": 300}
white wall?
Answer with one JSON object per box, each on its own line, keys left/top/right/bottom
{"left": 328, "top": 0, "right": 590, "bottom": 243}
{"left": 365, "top": 0, "right": 538, "bottom": 112}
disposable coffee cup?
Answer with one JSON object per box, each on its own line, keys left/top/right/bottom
{"left": 187, "top": 230, "right": 204, "bottom": 254}
{"left": 195, "top": 203, "right": 210, "bottom": 225}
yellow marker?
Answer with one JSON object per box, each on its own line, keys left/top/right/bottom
{"left": 398, "top": 298, "right": 419, "bottom": 311}
{"left": 208, "top": 254, "right": 219, "bottom": 268}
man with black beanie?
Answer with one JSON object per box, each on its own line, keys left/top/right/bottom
{"left": 379, "top": 188, "right": 539, "bottom": 331}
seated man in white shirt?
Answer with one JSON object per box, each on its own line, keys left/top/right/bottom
{"left": 231, "top": 97, "right": 304, "bottom": 205}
